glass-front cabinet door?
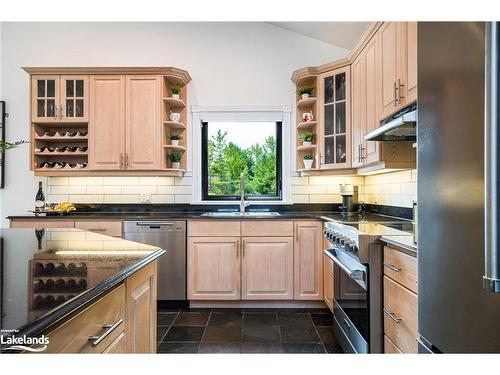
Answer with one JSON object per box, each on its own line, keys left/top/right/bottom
{"left": 60, "top": 75, "right": 89, "bottom": 122}
{"left": 31, "top": 75, "right": 60, "bottom": 123}
{"left": 319, "top": 67, "right": 351, "bottom": 169}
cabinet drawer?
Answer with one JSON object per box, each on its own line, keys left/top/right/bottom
{"left": 383, "top": 276, "right": 417, "bottom": 353}
{"left": 10, "top": 220, "right": 74, "bottom": 229}
{"left": 383, "top": 246, "right": 417, "bottom": 293}
{"left": 241, "top": 221, "right": 293, "bottom": 236}
{"left": 43, "top": 285, "right": 126, "bottom": 353}
{"left": 384, "top": 335, "right": 403, "bottom": 353}
{"left": 75, "top": 221, "right": 123, "bottom": 237}
{"left": 188, "top": 220, "right": 241, "bottom": 237}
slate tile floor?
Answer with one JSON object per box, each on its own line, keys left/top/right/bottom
{"left": 157, "top": 307, "right": 343, "bottom": 354}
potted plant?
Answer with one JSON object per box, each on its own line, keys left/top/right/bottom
{"left": 171, "top": 85, "right": 181, "bottom": 100}
{"left": 299, "top": 132, "right": 314, "bottom": 146}
{"left": 169, "top": 134, "right": 183, "bottom": 146}
{"left": 303, "top": 154, "right": 314, "bottom": 170}
{"left": 169, "top": 152, "right": 182, "bottom": 169}
{"left": 297, "top": 85, "right": 315, "bottom": 100}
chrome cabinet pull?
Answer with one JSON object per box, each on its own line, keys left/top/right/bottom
{"left": 88, "top": 318, "right": 123, "bottom": 347}
{"left": 398, "top": 78, "right": 405, "bottom": 101}
{"left": 383, "top": 309, "right": 402, "bottom": 323}
{"left": 394, "top": 81, "right": 398, "bottom": 106}
{"left": 383, "top": 263, "right": 402, "bottom": 272}
{"left": 242, "top": 240, "right": 245, "bottom": 258}
{"left": 88, "top": 228, "right": 106, "bottom": 232}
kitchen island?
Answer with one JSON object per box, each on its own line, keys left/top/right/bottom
{"left": 0, "top": 228, "right": 165, "bottom": 354}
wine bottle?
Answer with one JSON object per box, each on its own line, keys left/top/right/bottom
{"left": 35, "top": 181, "right": 45, "bottom": 213}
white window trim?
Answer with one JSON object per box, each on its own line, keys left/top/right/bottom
{"left": 190, "top": 105, "right": 292, "bottom": 205}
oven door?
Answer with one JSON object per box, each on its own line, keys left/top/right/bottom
{"left": 325, "top": 247, "right": 369, "bottom": 353}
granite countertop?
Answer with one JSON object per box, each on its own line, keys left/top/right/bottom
{"left": 0, "top": 228, "right": 164, "bottom": 345}
{"left": 381, "top": 234, "right": 418, "bottom": 255}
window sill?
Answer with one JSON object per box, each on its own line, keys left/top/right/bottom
{"left": 191, "top": 200, "right": 293, "bottom": 206}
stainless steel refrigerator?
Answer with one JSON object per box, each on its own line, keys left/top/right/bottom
{"left": 418, "top": 22, "right": 500, "bottom": 353}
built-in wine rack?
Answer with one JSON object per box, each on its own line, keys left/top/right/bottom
{"left": 32, "top": 125, "right": 89, "bottom": 172}
{"left": 29, "top": 260, "right": 88, "bottom": 319}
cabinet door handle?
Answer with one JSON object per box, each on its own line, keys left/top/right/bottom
{"left": 360, "top": 145, "right": 365, "bottom": 162}
{"left": 60, "top": 105, "right": 64, "bottom": 119}
{"left": 383, "top": 309, "right": 402, "bottom": 323}
{"left": 88, "top": 318, "right": 123, "bottom": 347}
{"left": 394, "top": 81, "right": 398, "bottom": 106}
{"left": 242, "top": 240, "right": 246, "bottom": 258}
{"left": 398, "top": 78, "right": 405, "bottom": 101}
{"left": 236, "top": 240, "right": 240, "bottom": 258}
{"left": 383, "top": 263, "right": 402, "bottom": 272}
{"left": 125, "top": 153, "right": 129, "bottom": 167}
{"left": 120, "top": 154, "right": 124, "bottom": 168}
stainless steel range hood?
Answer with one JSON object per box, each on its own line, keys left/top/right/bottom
{"left": 364, "top": 104, "right": 417, "bottom": 141}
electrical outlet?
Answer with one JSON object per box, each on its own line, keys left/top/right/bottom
{"left": 140, "top": 193, "right": 152, "bottom": 204}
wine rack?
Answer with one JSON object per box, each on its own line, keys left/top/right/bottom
{"left": 32, "top": 124, "right": 89, "bottom": 172}
{"left": 29, "top": 260, "right": 88, "bottom": 319}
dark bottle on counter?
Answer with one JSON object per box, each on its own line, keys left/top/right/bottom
{"left": 35, "top": 229, "right": 45, "bottom": 250}
{"left": 35, "top": 181, "right": 45, "bottom": 213}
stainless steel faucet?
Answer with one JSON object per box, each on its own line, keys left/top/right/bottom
{"left": 239, "top": 172, "right": 249, "bottom": 213}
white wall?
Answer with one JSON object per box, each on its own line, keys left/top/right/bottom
{"left": 0, "top": 22, "right": 348, "bottom": 224}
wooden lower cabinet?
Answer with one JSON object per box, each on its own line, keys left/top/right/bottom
{"left": 294, "top": 221, "right": 323, "bottom": 300}
{"left": 10, "top": 219, "right": 75, "bottom": 229}
{"left": 323, "top": 252, "right": 334, "bottom": 312}
{"left": 34, "top": 261, "right": 158, "bottom": 354}
{"left": 384, "top": 335, "right": 403, "bottom": 354}
{"left": 125, "top": 262, "right": 157, "bottom": 353}
{"left": 187, "top": 236, "right": 241, "bottom": 300}
{"left": 241, "top": 237, "right": 294, "bottom": 300}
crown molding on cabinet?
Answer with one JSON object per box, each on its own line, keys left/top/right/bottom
{"left": 291, "top": 22, "right": 383, "bottom": 84}
{"left": 23, "top": 67, "right": 192, "bottom": 85}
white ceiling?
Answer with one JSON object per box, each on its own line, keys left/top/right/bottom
{"left": 269, "top": 22, "right": 371, "bottom": 50}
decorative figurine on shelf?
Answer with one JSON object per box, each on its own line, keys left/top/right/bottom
{"left": 169, "top": 110, "right": 181, "bottom": 122}
{"left": 302, "top": 111, "right": 314, "bottom": 123}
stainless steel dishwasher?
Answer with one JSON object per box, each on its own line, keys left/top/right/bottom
{"left": 123, "top": 221, "right": 186, "bottom": 301}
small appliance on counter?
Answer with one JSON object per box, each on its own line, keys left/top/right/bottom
{"left": 339, "top": 184, "right": 358, "bottom": 214}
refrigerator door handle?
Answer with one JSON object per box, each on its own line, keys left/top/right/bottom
{"left": 484, "top": 22, "right": 500, "bottom": 293}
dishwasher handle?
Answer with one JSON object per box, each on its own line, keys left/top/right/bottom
{"left": 135, "top": 221, "right": 175, "bottom": 227}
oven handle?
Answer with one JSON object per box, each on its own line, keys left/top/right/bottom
{"left": 324, "top": 249, "right": 364, "bottom": 282}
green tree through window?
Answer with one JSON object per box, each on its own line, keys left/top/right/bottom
{"left": 203, "top": 121, "right": 281, "bottom": 199}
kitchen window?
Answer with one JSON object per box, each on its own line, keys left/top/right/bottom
{"left": 201, "top": 121, "right": 282, "bottom": 201}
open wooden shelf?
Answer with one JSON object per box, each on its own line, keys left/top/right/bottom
{"left": 163, "top": 121, "right": 186, "bottom": 129}
{"left": 163, "top": 145, "right": 186, "bottom": 152}
{"left": 34, "top": 152, "right": 88, "bottom": 156}
{"left": 297, "top": 97, "right": 317, "bottom": 108}
{"left": 297, "top": 144, "right": 317, "bottom": 151}
{"left": 35, "top": 136, "right": 88, "bottom": 141}
{"left": 297, "top": 121, "right": 317, "bottom": 130}
{"left": 162, "top": 97, "right": 186, "bottom": 108}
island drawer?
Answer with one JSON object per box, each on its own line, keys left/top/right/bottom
{"left": 10, "top": 219, "right": 75, "bottom": 229}
{"left": 188, "top": 220, "right": 241, "bottom": 237}
{"left": 383, "top": 246, "right": 417, "bottom": 293}
{"left": 42, "top": 284, "right": 126, "bottom": 353}
{"left": 383, "top": 276, "right": 417, "bottom": 353}
{"left": 241, "top": 220, "right": 294, "bottom": 236}
{"left": 75, "top": 220, "right": 123, "bottom": 237}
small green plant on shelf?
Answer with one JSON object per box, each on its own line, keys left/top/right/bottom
{"left": 171, "top": 85, "right": 182, "bottom": 99}
{"left": 299, "top": 132, "right": 314, "bottom": 145}
{"left": 303, "top": 153, "right": 314, "bottom": 170}
{"left": 169, "top": 134, "right": 183, "bottom": 146}
{"left": 169, "top": 152, "right": 182, "bottom": 169}
{"left": 297, "top": 85, "right": 315, "bottom": 99}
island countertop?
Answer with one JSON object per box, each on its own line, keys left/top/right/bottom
{"left": 0, "top": 228, "right": 165, "bottom": 344}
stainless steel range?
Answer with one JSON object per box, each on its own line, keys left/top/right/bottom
{"left": 323, "top": 219, "right": 412, "bottom": 353}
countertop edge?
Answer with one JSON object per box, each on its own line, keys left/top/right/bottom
{"left": 381, "top": 235, "right": 417, "bottom": 257}
{"left": 5, "top": 248, "right": 165, "bottom": 343}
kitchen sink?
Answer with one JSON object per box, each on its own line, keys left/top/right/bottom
{"left": 201, "top": 211, "right": 281, "bottom": 218}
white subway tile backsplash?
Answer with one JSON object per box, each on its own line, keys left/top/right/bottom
{"left": 291, "top": 185, "right": 327, "bottom": 195}
{"left": 50, "top": 185, "right": 87, "bottom": 195}
{"left": 86, "top": 185, "right": 122, "bottom": 194}
{"left": 68, "top": 177, "right": 104, "bottom": 185}
{"left": 48, "top": 177, "right": 69, "bottom": 185}
{"left": 46, "top": 194, "right": 69, "bottom": 203}
{"left": 151, "top": 194, "right": 175, "bottom": 203}
{"left": 68, "top": 194, "right": 104, "bottom": 204}
{"left": 138, "top": 177, "right": 175, "bottom": 186}
{"left": 121, "top": 185, "right": 158, "bottom": 194}
{"left": 175, "top": 177, "right": 193, "bottom": 186}
{"left": 104, "top": 194, "right": 140, "bottom": 203}
{"left": 102, "top": 177, "right": 139, "bottom": 186}
{"left": 174, "top": 195, "right": 192, "bottom": 203}
{"left": 309, "top": 194, "right": 342, "bottom": 204}
{"left": 290, "top": 176, "right": 310, "bottom": 186}
{"left": 291, "top": 194, "right": 309, "bottom": 203}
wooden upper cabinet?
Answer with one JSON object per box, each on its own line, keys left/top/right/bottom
{"left": 351, "top": 53, "right": 366, "bottom": 168}
{"left": 60, "top": 75, "right": 89, "bottom": 122}
{"left": 89, "top": 75, "right": 126, "bottom": 170}
{"left": 364, "top": 34, "right": 381, "bottom": 164}
{"left": 294, "top": 221, "right": 323, "bottom": 300}
{"left": 318, "top": 66, "right": 351, "bottom": 169}
{"left": 187, "top": 237, "right": 241, "bottom": 300}
{"left": 379, "top": 22, "right": 399, "bottom": 119}
{"left": 125, "top": 75, "right": 161, "bottom": 170}
{"left": 405, "top": 22, "right": 418, "bottom": 104}
{"left": 241, "top": 237, "right": 294, "bottom": 300}
{"left": 31, "top": 75, "right": 60, "bottom": 123}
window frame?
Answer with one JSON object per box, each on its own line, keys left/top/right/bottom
{"left": 201, "top": 120, "right": 283, "bottom": 201}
